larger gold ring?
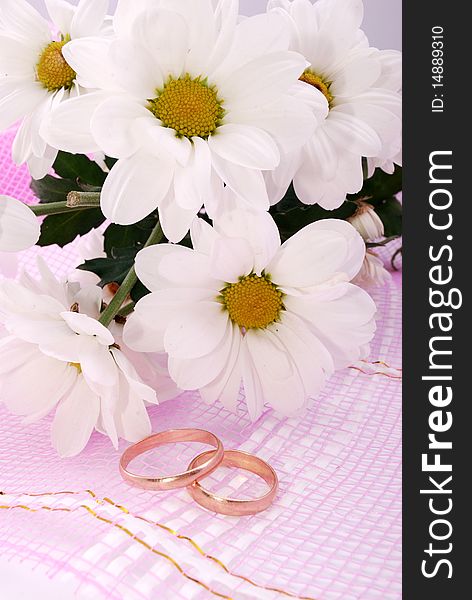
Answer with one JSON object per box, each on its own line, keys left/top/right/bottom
{"left": 119, "top": 429, "right": 224, "bottom": 490}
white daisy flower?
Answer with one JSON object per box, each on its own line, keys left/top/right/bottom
{"left": 0, "top": 0, "right": 110, "bottom": 179}
{"left": 266, "top": 0, "right": 402, "bottom": 209}
{"left": 0, "top": 260, "right": 157, "bottom": 457}
{"left": 43, "top": 0, "right": 325, "bottom": 242}
{"left": 348, "top": 202, "right": 384, "bottom": 241}
{"left": 124, "top": 202, "right": 376, "bottom": 419}
{"left": 353, "top": 250, "right": 391, "bottom": 288}
{"left": 0, "top": 195, "right": 40, "bottom": 251}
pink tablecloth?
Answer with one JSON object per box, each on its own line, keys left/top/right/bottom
{"left": 0, "top": 128, "right": 402, "bottom": 600}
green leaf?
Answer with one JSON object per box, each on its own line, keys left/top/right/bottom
{"left": 130, "top": 280, "right": 151, "bottom": 303}
{"left": 30, "top": 175, "right": 77, "bottom": 204}
{"left": 77, "top": 254, "right": 134, "bottom": 286}
{"left": 104, "top": 220, "right": 157, "bottom": 257}
{"left": 78, "top": 246, "right": 138, "bottom": 288}
{"left": 105, "top": 156, "right": 118, "bottom": 170}
{"left": 38, "top": 209, "right": 105, "bottom": 247}
{"left": 349, "top": 165, "right": 402, "bottom": 204}
{"left": 374, "top": 196, "right": 402, "bottom": 238}
{"left": 53, "top": 152, "right": 107, "bottom": 187}
{"left": 270, "top": 199, "right": 358, "bottom": 242}
{"left": 270, "top": 184, "right": 300, "bottom": 214}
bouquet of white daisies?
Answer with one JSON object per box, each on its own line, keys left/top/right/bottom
{"left": 0, "top": 0, "right": 401, "bottom": 457}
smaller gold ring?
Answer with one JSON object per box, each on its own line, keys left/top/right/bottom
{"left": 187, "top": 450, "right": 278, "bottom": 516}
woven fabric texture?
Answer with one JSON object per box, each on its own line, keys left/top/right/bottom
{"left": 0, "top": 127, "right": 402, "bottom": 600}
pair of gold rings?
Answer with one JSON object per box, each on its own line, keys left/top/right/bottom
{"left": 119, "top": 429, "right": 278, "bottom": 516}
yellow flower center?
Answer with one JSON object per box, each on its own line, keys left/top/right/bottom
{"left": 37, "top": 39, "right": 76, "bottom": 92}
{"left": 148, "top": 74, "right": 225, "bottom": 139}
{"left": 69, "top": 362, "right": 82, "bottom": 373}
{"left": 299, "top": 69, "right": 334, "bottom": 107}
{"left": 220, "top": 274, "right": 284, "bottom": 330}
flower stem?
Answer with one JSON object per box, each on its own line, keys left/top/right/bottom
{"left": 118, "top": 302, "right": 136, "bottom": 318}
{"left": 30, "top": 201, "right": 87, "bottom": 216}
{"left": 66, "top": 191, "right": 101, "bottom": 208}
{"left": 29, "top": 193, "right": 101, "bottom": 217}
{"left": 98, "top": 221, "right": 165, "bottom": 328}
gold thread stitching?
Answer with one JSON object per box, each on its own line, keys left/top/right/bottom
{"left": 0, "top": 503, "right": 233, "bottom": 600}
{"left": 0, "top": 498, "right": 318, "bottom": 600}
{"left": 349, "top": 366, "right": 402, "bottom": 380}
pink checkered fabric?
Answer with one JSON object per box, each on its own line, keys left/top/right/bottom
{"left": 0, "top": 128, "right": 402, "bottom": 600}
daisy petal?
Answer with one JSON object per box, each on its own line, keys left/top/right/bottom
{"left": 219, "top": 51, "right": 307, "bottom": 110}
{"left": 215, "top": 206, "right": 281, "bottom": 274}
{"left": 376, "top": 50, "right": 402, "bottom": 91}
{"left": 124, "top": 288, "right": 212, "bottom": 352}
{"left": 211, "top": 153, "right": 269, "bottom": 209}
{"left": 245, "top": 328, "right": 306, "bottom": 416}
{"left": 113, "top": 0, "right": 156, "bottom": 38}
{"left": 101, "top": 153, "right": 174, "bottom": 225}
{"left": 1, "top": 353, "right": 75, "bottom": 416}
{"left": 240, "top": 341, "right": 265, "bottom": 421}
{"left": 0, "top": 34, "right": 36, "bottom": 78}
{"left": 26, "top": 148, "right": 58, "bottom": 181}
{"left": 45, "top": 0, "right": 74, "bottom": 35}
{"left": 273, "top": 312, "right": 334, "bottom": 397}
{"left": 209, "top": 124, "right": 280, "bottom": 170}
{"left": 302, "top": 0, "right": 364, "bottom": 69}
{"left": 325, "top": 110, "right": 381, "bottom": 157}
{"left": 168, "top": 318, "right": 234, "bottom": 390}
{"left": 173, "top": 137, "right": 211, "bottom": 210}
{"left": 190, "top": 217, "right": 220, "bottom": 255}
{"left": 0, "top": 195, "right": 40, "bottom": 252}
{"left": 42, "top": 91, "right": 110, "bottom": 154}
{"left": 144, "top": 124, "right": 192, "bottom": 165}
{"left": 79, "top": 338, "right": 118, "bottom": 389}
{"left": 200, "top": 327, "right": 242, "bottom": 411}
{"left": 51, "top": 376, "right": 100, "bottom": 457}
{"left": 267, "top": 219, "right": 365, "bottom": 288}
{"left": 228, "top": 93, "right": 320, "bottom": 154}
{"left": 164, "top": 301, "right": 228, "bottom": 360}
{"left": 108, "top": 39, "right": 157, "bottom": 98}
{"left": 113, "top": 372, "right": 153, "bottom": 442}
{"left": 0, "top": 82, "right": 48, "bottom": 131}
{"left": 158, "top": 189, "right": 199, "bottom": 243}
{"left": 73, "top": 285, "right": 103, "bottom": 320}
{"left": 330, "top": 50, "right": 382, "bottom": 97}
{"left": 61, "top": 312, "right": 114, "bottom": 346}
{"left": 91, "top": 96, "right": 155, "bottom": 159}
{"left": 210, "top": 237, "right": 254, "bottom": 283}
{"left": 285, "top": 283, "right": 377, "bottom": 368}
{"left": 215, "top": 11, "right": 290, "bottom": 75}
{"left": 98, "top": 388, "right": 119, "bottom": 449}
{"left": 293, "top": 149, "right": 363, "bottom": 209}
{"left": 130, "top": 9, "right": 189, "bottom": 77}
{"left": 110, "top": 348, "right": 157, "bottom": 405}
{"left": 0, "top": 337, "right": 37, "bottom": 375}
{"left": 71, "top": 0, "right": 109, "bottom": 38}
{"left": 0, "top": 0, "right": 50, "bottom": 46}
{"left": 62, "top": 37, "right": 113, "bottom": 90}
{"left": 136, "top": 244, "right": 216, "bottom": 291}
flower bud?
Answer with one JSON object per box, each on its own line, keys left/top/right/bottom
{"left": 0, "top": 195, "right": 40, "bottom": 252}
{"left": 348, "top": 203, "right": 384, "bottom": 241}
{"left": 353, "top": 251, "right": 391, "bottom": 288}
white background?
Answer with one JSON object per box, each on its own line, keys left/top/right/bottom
{"left": 27, "top": 0, "right": 402, "bottom": 50}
